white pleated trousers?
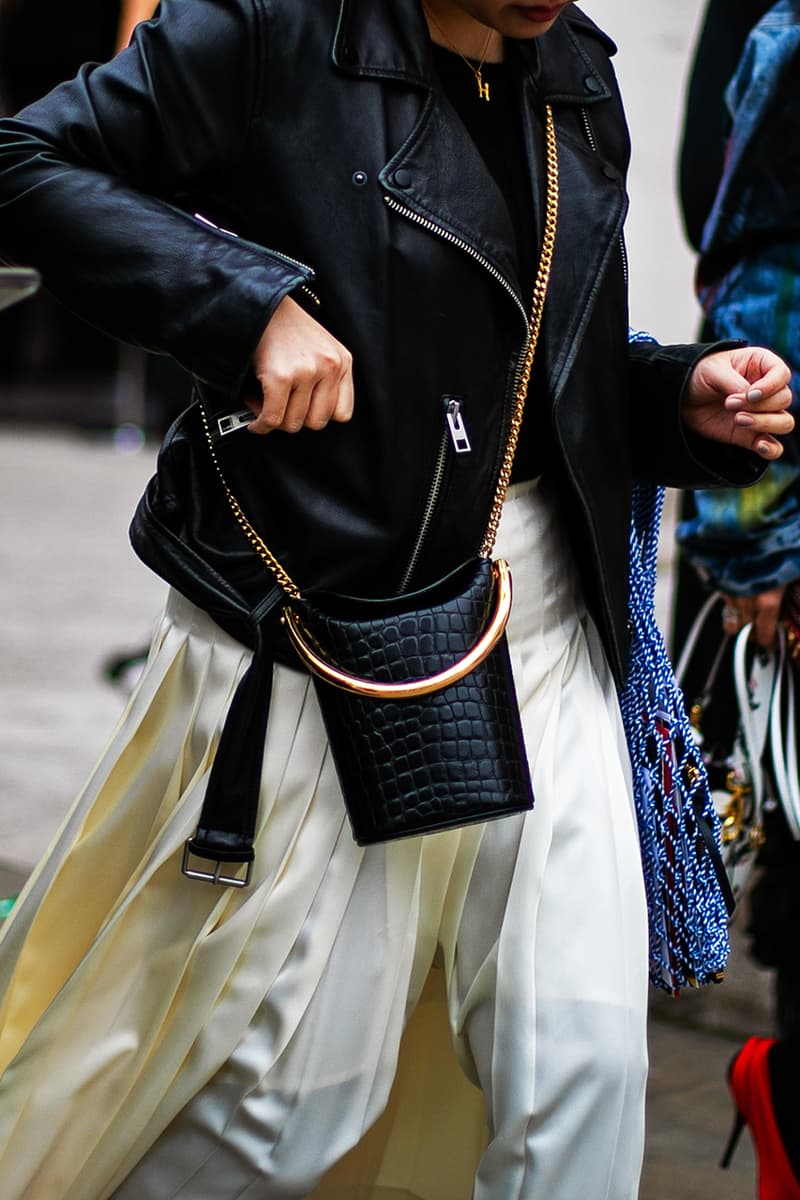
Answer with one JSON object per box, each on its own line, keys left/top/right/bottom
{"left": 0, "top": 478, "right": 648, "bottom": 1200}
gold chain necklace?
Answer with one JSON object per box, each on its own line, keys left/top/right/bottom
{"left": 424, "top": 5, "right": 496, "bottom": 102}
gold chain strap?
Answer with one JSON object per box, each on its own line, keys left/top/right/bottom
{"left": 479, "top": 101, "right": 559, "bottom": 557}
{"left": 199, "top": 405, "right": 302, "bottom": 600}
{"left": 201, "top": 102, "right": 559, "bottom": 595}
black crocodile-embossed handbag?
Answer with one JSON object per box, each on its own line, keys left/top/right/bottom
{"left": 179, "top": 104, "right": 559, "bottom": 871}
{"left": 285, "top": 555, "right": 530, "bottom": 843}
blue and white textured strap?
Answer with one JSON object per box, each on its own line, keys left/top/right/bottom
{"left": 620, "top": 328, "right": 730, "bottom": 992}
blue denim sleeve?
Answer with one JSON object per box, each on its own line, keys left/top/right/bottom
{"left": 683, "top": 242, "right": 800, "bottom": 594}
{"left": 677, "top": 460, "right": 800, "bottom": 594}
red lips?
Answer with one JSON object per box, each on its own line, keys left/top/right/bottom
{"left": 514, "top": 3, "right": 567, "bottom": 21}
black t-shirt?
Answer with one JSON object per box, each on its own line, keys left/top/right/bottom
{"left": 431, "top": 44, "right": 538, "bottom": 293}
{"left": 431, "top": 43, "right": 547, "bottom": 482}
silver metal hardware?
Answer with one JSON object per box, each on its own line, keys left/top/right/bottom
{"left": 218, "top": 409, "right": 255, "bottom": 436}
{"left": 397, "top": 429, "right": 449, "bottom": 595}
{"left": 446, "top": 399, "right": 472, "bottom": 453}
{"left": 182, "top": 842, "right": 253, "bottom": 888}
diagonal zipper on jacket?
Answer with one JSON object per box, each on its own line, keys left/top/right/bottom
{"left": 383, "top": 194, "right": 529, "bottom": 326}
{"left": 389, "top": 103, "right": 559, "bottom": 587}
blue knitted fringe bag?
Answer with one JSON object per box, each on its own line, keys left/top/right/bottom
{"left": 620, "top": 333, "right": 733, "bottom": 993}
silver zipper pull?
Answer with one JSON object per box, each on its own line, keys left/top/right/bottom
{"left": 445, "top": 397, "right": 471, "bottom": 454}
{"left": 217, "top": 409, "right": 255, "bottom": 436}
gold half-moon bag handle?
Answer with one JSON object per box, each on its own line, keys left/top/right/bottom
{"left": 281, "top": 558, "right": 512, "bottom": 699}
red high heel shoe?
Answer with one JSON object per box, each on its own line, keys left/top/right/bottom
{"left": 721, "top": 1036, "right": 800, "bottom": 1200}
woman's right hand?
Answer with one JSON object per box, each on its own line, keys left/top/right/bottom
{"left": 246, "top": 294, "right": 354, "bottom": 435}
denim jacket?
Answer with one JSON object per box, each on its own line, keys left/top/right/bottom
{"left": 677, "top": 0, "right": 800, "bottom": 594}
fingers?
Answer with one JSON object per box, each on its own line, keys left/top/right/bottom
{"left": 726, "top": 351, "right": 794, "bottom": 454}
{"left": 331, "top": 362, "right": 355, "bottom": 424}
{"left": 720, "top": 588, "right": 785, "bottom": 649}
{"left": 725, "top": 383, "right": 794, "bottom": 417}
{"left": 722, "top": 382, "right": 795, "bottom": 459}
{"left": 683, "top": 349, "right": 794, "bottom": 457}
{"left": 736, "top": 348, "right": 793, "bottom": 400}
{"left": 251, "top": 353, "right": 352, "bottom": 435}
{"left": 752, "top": 588, "right": 784, "bottom": 649}
{"left": 305, "top": 346, "right": 354, "bottom": 428}
{"left": 736, "top": 412, "right": 795, "bottom": 460}
{"left": 721, "top": 595, "right": 754, "bottom": 636}
{"left": 248, "top": 295, "right": 354, "bottom": 436}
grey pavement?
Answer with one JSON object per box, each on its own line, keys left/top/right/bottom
{"left": 0, "top": 0, "right": 775, "bottom": 1194}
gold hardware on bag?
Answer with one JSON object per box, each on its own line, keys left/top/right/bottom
{"left": 683, "top": 762, "right": 700, "bottom": 789}
{"left": 720, "top": 770, "right": 756, "bottom": 846}
{"left": 282, "top": 557, "right": 513, "bottom": 697}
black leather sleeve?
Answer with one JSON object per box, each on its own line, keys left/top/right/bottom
{"left": 0, "top": 0, "right": 309, "bottom": 395}
{"left": 629, "top": 339, "right": 766, "bottom": 489}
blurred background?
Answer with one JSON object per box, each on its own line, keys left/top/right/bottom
{"left": 0, "top": 2, "right": 780, "bottom": 1195}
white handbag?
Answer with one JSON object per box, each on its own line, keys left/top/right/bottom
{"left": 766, "top": 622, "right": 800, "bottom": 840}
{"left": 674, "top": 593, "right": 784, "bottom": 911}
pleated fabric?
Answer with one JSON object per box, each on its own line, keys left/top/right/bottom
{"left": 0, "top": 478, "right": 649, "bottom": 1200}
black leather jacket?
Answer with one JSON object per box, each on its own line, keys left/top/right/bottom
{"left": 0, "top": 0, "right": 762, "bottom": 681}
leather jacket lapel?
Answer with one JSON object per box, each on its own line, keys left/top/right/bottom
{"left": 544, "top": 113, "right": 628, "bottom": 408}
{"left": 381, "top": 92, "right": 526, "bottom": 312}
{"left": 335, "top": 0, "right": 526, "bottom": 310}
{"left": 336, "top": 0, "right": 627, "bottom": 375}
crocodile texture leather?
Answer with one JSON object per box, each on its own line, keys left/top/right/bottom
{"left": 294, "top": 558, "right": 535, "bottom": 844}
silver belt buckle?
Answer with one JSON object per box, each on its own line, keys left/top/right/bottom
{"left": 181, "top": 842, "right": 253, "bottom": 888}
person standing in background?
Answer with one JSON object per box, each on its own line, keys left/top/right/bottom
{"left": 675, "top": 4, "right": 800, "bottom": 1195}
{"left": 678, "top": 0, "right": 775, "bottom": 260}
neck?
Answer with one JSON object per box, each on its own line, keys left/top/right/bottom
{"left": 422, "top": 1, "right": 505, "bottom": 62}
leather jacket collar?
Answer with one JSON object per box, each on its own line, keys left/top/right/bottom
{"left": 332, "top": 0, "right": 614, "bottom": 105}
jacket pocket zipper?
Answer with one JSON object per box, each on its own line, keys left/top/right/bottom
{"left": 384, "top": 194, "right": 533, "bottom": 566}
{"left": 396, "top": 397, "right": 471, "bottom": 594}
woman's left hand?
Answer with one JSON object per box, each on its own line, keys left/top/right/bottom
{"left": 682, "top": 347, "right": 794, "bottom": 460}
